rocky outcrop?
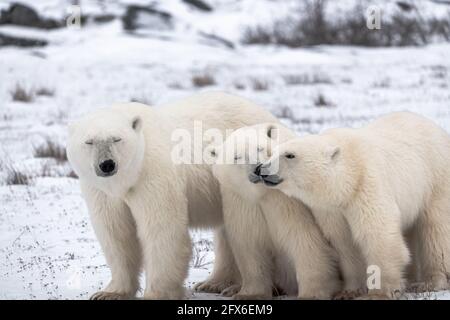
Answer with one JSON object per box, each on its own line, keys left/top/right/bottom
{"left": 0, "top": 3, "right": 62, "bottom": 29}
{"left": 122, "top": 5, "right": 173, "bottom": 31}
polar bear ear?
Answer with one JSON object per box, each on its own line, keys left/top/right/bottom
{"left": 325, "top": 146, "right": 340, "bottom": 161}
{"left": 266, "top": 124, "right": 278, "bottom": 140}
{"left": 132, "top": 116, "right": 142, "bottom": 132}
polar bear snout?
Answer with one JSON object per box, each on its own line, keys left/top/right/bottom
{"left": 253, "top": 163, "right": 283, "bottom": 187}
{"left": 248, "top": 164, "right": 263, "bottom": 184}
{"left": 97, "top": 159, "right": 117, "bottom": 177}
{"left": 262, "top": 174, "right": 283, "bottom": 187}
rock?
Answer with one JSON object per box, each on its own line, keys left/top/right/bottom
{"left": 396, "top": 1, "right": 414, "bottom": 12}
{"left": 0, "top": 3, "right": 62, "bottom": 29}
{"left": 0, "top": 32, "right": 47, "bottom": 47}
{"left": 92, "top": 14, "right": 116, "bottom": 24}
{"left": 198, "top": 31, "right": 235, "bottom": 49}
{"left": 122, "top": 5, "right": 173, "bottom": 31}
{"left": 182, "top": 0, "right": 213, "bottom": 12}
{"left": 77, "top": 14, "right": 116, "bottom": 27}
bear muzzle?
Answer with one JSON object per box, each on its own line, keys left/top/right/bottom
{"left": 250, "top": 163, "right": 283, "bottom": 186}
{"left": 96, "top": 159, "right": 118, "bottom": 177}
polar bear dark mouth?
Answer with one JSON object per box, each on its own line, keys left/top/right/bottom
{"left": 97, "top": 171, "right": 117, "bottom": 177}
{"left": 248, "top": 172, "right": 262, "bottom": 184}
{"left": 261, "top": 175, "right": 283, "bottom": 187}
{"left": 250, "top": 163, "right": 283, "bottom": 186}
{"left": 248, "top": 172, "right": 283, "bottom": 186}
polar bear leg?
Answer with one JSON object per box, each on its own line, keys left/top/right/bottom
{"left": 336, "top": 248, "right": 367, "bottom": 294}
{"left": 346, "top": 203, "right": 410, "bottom": 298}
{"left": 128, "top": 191, "right": 192, "bottom": 299}
{"left": 261, "top": 202, "right": 340, "bottom": 299}
{"left": 275, "top": 213, "right": 340, "bottom": 299}
{"left": 194, "top": 226, "right": 240, "bottom": 294}
{"left": 313, "top": 210, "right": 366, "bottom": 297}
{"left": 81, "top": 184, "right": 141, "bottom": 300}
{"left": 272, "top": 254, "right": 297, "bottom": 296}
{"left": 417, "top": 192, "right": 450, "bottom": 291}
{"left": 222, "top": 191, "right": 273, "bottom": 299}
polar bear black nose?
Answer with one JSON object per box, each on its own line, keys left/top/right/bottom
{"left": 99, "top": 160, "right": 116, "bottom": 174}
{"left": 254, "top": 163, "right": 262, "bottom": 176}
{"left": 254, "top": 163, "right": 268, "bottom": 177}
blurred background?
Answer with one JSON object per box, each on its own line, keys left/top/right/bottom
{"left": 0, "top": 0, "right": 449, "bottom": 299}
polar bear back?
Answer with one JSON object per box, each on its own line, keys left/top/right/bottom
{"left": 160, "top": 91, "right": 278, "bottom": 131}
{"left": 331, "top": 112, "right": 450, "bottom": 228}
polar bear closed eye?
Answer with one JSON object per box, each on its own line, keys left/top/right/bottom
{"left": 211, "top": 123, "right": 341, "bottom": 299}
{"left": 258, "top": 112, "right": 450, "bottom": 299}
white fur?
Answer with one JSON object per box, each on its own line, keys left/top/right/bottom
{"left": 265, "top": 112, "right": 450, "bottom": 298}
{"left": 211, "top": 123, "right": 341, "bottom": 299}
{"left": 67, "top": 92, "right": 279, "bottom": 299}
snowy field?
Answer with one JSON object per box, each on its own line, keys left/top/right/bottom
{"left": 1, "top": 0, "right": 450, "bottom": 300}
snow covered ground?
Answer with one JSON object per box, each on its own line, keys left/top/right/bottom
{"left": 1, "top": 0, "right": 450, "bottom": 300}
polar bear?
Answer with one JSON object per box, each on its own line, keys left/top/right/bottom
{"left": 66, "top": 92, "right": 281, "bottom": 299}
{"left": 256, "top": 112, "right": 450, "bottom": 299}
{"left": 210, "top": 123, "right": 341, "bottom": 299}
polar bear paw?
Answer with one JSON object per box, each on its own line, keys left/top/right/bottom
{"left": 233, "top": 289, "right": 272, "bottom": 300}
{"left": 408, "top": 277, "right": 450, "bottom": 293}
{"left": 233, "top": 293, "right": 271, "bottom": 300}
{"left": 427, "top": 275, "right": 450, "bottom": 292}
{"left": 356, "top": 293, "right": 392, "bottom": 300}
{"left": 221, "top": 284, "right": 241, "bottom": 297}
{"left": 297, "top": 291, "right": 332, "bottom": 300}
{"left": 144, "top": 287, "right": 185, "bottom": 300}
{"left": 357, "top": 287, "right": 403, "bottom": 300}
{"left": 333, "top": 288, "right": 367, "bottom": 300}
{"left": 90, "top": 291, "right": 131, "bottom": 300}
{"left": 194, "top": 279, "right": 236, "bottom": 294}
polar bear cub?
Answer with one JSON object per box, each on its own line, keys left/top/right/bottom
{"left": 211, "top": 123, "right": 341, "bottom": 299}
{"left": 258, "top": 112, "right": 450, "bottom": 298}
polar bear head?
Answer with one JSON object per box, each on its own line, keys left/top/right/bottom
{"left": 67, "top": 108, "right": 145, "bottom": 191}
{"left": 256, "top": 133, "right": 353, "bottom": 208}
{"left": 210, "top": 123, "right": 295, "bottom": 202}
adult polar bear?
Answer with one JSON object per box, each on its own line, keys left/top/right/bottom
{"left": 67, "top": 92, "right": 280, "bottom": 299}
{"left": 258, "top": 112, "right": 450, "bottom": 298}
